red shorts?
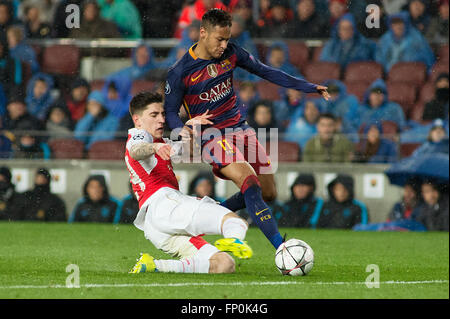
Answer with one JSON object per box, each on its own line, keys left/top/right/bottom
{"left": 202, "top": 128, "right": 273, "bottom": 179}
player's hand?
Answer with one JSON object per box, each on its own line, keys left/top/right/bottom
{"left": 185, "top": 110, "right": 214, "bottom": 127}
{"left": 154, "top": 143, "right": 172, "bottom": 160}
{"left": 316, "top": 85, "right": 330, "bottom": 101}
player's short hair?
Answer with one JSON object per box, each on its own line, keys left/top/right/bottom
{"left": 201, "top": 9, "right": 232, "bottom": 30}
{"left": 129, "top": 92, "right": 163, "bottom": 116}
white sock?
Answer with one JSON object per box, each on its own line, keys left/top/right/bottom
{"left": 222, "top": 217, "right": 248, "bottom": 241}
{"left": 154, "top": 255, "right": 210, "bottom": 273}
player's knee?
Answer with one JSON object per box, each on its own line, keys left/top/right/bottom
{"left": 209, "top": 252, "right": 235, "bottom": 274}
{"left": 222, "top": 212, "right": 248, "bottom": 228}
{"left": 262, "top": 187, "right": 277, "bottom": 202}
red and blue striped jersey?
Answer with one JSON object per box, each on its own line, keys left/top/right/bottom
{"left": 164, "top": 42, "right": 318, "bottom": 133}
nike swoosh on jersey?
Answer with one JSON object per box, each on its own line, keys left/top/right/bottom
{"left": 191, "top": 74, "right": 202, "bottom": 82}
{"left": 255, "top": 208, "right": 269, "bottom": 216}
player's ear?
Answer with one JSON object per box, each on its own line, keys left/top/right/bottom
{"left": 199, "top": 26, "right": 208, "bottom": 39}
{"left": 132, "top": 113, "right": 140, "bottom": 127}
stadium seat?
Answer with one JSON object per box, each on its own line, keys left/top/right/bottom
{"left": 48, "top": 138, "right": 85, "bottom": 159}
{"left": 386, "top": 82, "right": 417, "bottom": 117}
{"left": 303, "top": 62, "right": 340, "bottom": 84}
{"left": 418, "top": 81, "right": 435, "bottom": 103}
{"left": 429, "top": 61, "right": 449, "bottom": 83}
{"left": 311, "top": 46, "right": 323, "bottom": 62}
{"left": 400, "top": 143, "right": 421, "bottom": 158}
{"left": 131, "top": 80, "right": 156, "bottom": 95}
{"left": 345, "top": 81, "right": 369, "bottom": 102}
{"left": 287, "top": 41, "right": 310, "bottom": 72}
{"left": 381, "top": 121, "right": 399, "bottom": 140}
{"left": 344, "top": 61, "right": 384, "bottom": 85}
{"left": 88, "top": 140, "right": 126, "bottom": 160}
{"left": 266, "top": 141, "right": 301, "bottom": 162}
{"left": 42, "top": 45, "right": 80, "bottom": 75}
{"left": 256, "top": 81, "right": 282, "bottom": 100}
{"left": 387, "top": 62, "right": 427, "bottom": 88}
{"left": 409, "top": 102, "right": 426, "bottom": 123}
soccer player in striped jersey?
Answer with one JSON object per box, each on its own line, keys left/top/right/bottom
{"left": 164, "top": 9, "right": 330, "bottom": 250}
{"left": 125, "top": 92, "right": 253, "bottom": 274}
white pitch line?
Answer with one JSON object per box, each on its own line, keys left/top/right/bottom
{"left": 0, "top": 280, "right": 448, "bottom": 289}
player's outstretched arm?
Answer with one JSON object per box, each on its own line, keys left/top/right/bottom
{"left": 129, "top": 142, "right": 172, "bottom": 161}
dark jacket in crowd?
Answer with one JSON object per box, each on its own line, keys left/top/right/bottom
{"left": 0, "top": 167, "right": 27, "bottom": 221}
{"left": 413, "top": 196, "right": 449, "bottom": 231}
{"left": 278, "top": 174, "right": 324, "bottom": 228}
{"left": 422, "top": 74, "right": 449, "bottom": 122}
{"left": 114, "top": 183, "right": 138, "bottom": 224}
{"left": 68, "top": 175, "right": 119, "bottom": 223}
{"left": 22, "top": 169, "right": 67, "bottom": 221}
{"left": 317, "top": 175, "right": 369, "bottom": 229}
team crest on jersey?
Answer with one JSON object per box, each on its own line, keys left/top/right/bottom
{"left": 165, "top": 81, "right": 171, "bottom": 95}
{"left": 207, "top": 64, "right": 218, "bottom": 78}
{"left": 221, "top": 59, "right": 232, "bottom": 72}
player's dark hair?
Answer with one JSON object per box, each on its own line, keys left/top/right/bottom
{"left": 318, "top": 113, "right": 336, "bottom": 122}
{"left": 201, "top": 9, "right": 232, "bottom": 30}
{"left": 129, "top": 92, "right": 163, "bottom": 116}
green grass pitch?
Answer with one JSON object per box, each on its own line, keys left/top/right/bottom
{"left": 0, "top": 222, "right": 448, "bottom": 299}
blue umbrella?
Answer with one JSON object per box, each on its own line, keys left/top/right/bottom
{"left": 385, "top": 153, "right": 449, "bottom": 186}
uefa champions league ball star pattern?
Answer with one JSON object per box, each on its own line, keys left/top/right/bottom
{"left": 275, "top": 239, "right": 314, "bottom": 276}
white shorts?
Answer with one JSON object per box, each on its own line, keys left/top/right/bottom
{"left": 134, "top": 187, "right": 231, "bottom": 259}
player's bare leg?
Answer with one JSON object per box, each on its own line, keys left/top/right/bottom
{"left": 257, "top": 173, "right": 277, "bottom": 202}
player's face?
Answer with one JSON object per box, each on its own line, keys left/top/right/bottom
{"left": 201, "top": 25, "right": 231, "bottom": 59}
{"left": 134, "top": 102, "right": 166, "bottom": 139}
{"left": 87, "top": 180, "right": 104, "bottom": 202}
{"left": 317, "top": 118, "right": 335, "bottom": 140}
{"left": 421, "top": 184, "right": 439, "bottom": 206}
{"left": 293, "top": 184, "right": 313, "bottom": 200}
{"left": 332, "top": 183, "right": 349, "bottom": 203}
{"left": 403, "top": 185, "right": 417, "bottom": 204}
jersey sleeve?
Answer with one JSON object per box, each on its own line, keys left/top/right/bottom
{"left": 234, "top": 45, "right": 318, "bottom": 93}
{"left": 164, "top": 66, "right": 186, "bottom": 130}
{"left": 126, "top": 128, "right": 154, "bottom": 152}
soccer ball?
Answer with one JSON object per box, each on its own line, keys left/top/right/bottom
{"left": 275, "top": 238, "right": 314, "bottom": 276}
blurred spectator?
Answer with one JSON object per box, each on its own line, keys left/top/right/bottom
{"left": 0, "top": 166, "right": 27, "bottom": 221}
{"left": 45, "top": 104, "right": 74, "bottom": 142}
{"left": 97, "top": 0, "right": 142, "bottom": 39}
{"left": 284, "top": 98, "right": 320, "bottom": 149}
{"left": 358, "top": 79, "right": 406, "bottom": 131}
{"left": 317, "top": 174, "right": 369, "bottom": 229}
{"left": 235, "top": 81, "right": 260, "bottom": 120}
{"left": 19, "top": 0, "right": 59, "bottom": 25}
{"left": 387, "top": 178, "right": 420, "bottom": 221}
{"left": 12, "top": 117, "right": 49, "bottom": 159}
{"left": 21, "top": 4, "right": 51, "bottom": 39}
{"left": 114, "top": 183, "right": 138, "bottom": 224}
{"left": 0, "top": 122, "right": 12, "bottom": 157}
{"left": 278, "top": 174, "right": 324, "bottom": 228}
{"left": 411, "top": 119, "right": 449, "bottom": 156}
{"left": 136, "top": 0, "right": 183, "bottom": 38}
{"left": 382, "top": 0, "right": 409, "bottom": 15}
{"left": 354, "top": 120, "right": 398, "bottom": 163}
{"left": 189, "top": 171, "right": 224, "bottom": 202}
{"left": 175, "top": 0, "right": 227, "bottom": 38}
{"left": 0, "top": 33, "right": 23, "bottom": 101}
{"left": 316, "top": 79, "right": 360, "bottom": 137}
{"left": 231, "top": 14, "right": 260, "bottom": 82}
{"left": 413, "top": 180, "right": 449, "bottom": 231}
{"left": 357, "top": 0, "right": 388, "bottom": 38}
{"left": 74, "top": 90, "right": 119, "bottom": 150}
{"left": 407, "top": 0, "right": 431, "bottom": 34}
{"left": 52, "top": 0, "right": 84, "bottom": 38}
{"left": 257, "top": 0, "right": 293, "bottom": 38}
{"left": 376, "top": 12, "right": 435, "bottom": 72}
{"left": 25, "top": 72, "right": 54, "bottom": 121}
{"left": 22, "top": 168, "right": 66, "bottom": 221}
{"left": 422, "top": 73, "right": 449, "bottom": 122}
{"left": 273, "top": 88, "right": 306, "bottom": 127}
{"left": 6, "top": 25, "right": 40, "bottom": 74}
{"left": 288, "top": 0, "right": 329, "bottom": 38}
{"left": 425, "top": 0, "right": 449, "bottom": 43}
{"left": 69, "top": 0, "right": 121, "bottom": 48}
{"left": 2, "top": 94, "right": 38, "bottom": 130}
{"left": 62, "top": 77, "right": 90, "bottom": 123}
{"left": 328, "top": 0, "right": 348, "bottom": 27}
{"left": 247, "top": 100, "right": 280, "bottom": 137}
{"left": 320, "top": 13, "right": 376, "bottom": 68}
{"left": 266, "top": 41, "right": 302, "bottom": 78}
{"left": 303, "top": 113, "right": 355, "bottom": 163}
{"left": 233, "top": 0, "right": 258, "bottom": 36}
{"left": 101, "top": 74, "right": 132, "bottom": 119}
{"left": 0, "top": 0, "right": 18, "bottom": 37}
{"left": 113, "top": 43, "right": 161, "bottom": 81}
{"left": 68, "top": 174, "right": 120, "bottom": 223}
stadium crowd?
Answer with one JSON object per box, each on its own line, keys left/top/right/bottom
{"left": 0, "top": 0, "right": 448, "bottom": 231}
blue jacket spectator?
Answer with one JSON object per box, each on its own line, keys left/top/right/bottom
{"left": 0, "top": 32, "right": 23, "bottom": 99}
{"left": 358, "top": 79, "right": 407, "bottom": 131}
{"left": 354, "top": 120, "right": 398, "bottom": 163}
{"left": 316, "top": 79, "right": 360, "bottom": 138}
{"left": 319, "top": 13, "right": 376, "bottom": 68}
{"left": 74, "top": 90, "right": 119, "bottom": 150}
{"left": 97, "top": 0, "right": 142, "bottom": 39}
{"left": 7, "top": 25, "right": 40, "bottom": 74}
{"left": 375, "top": 12, "right": 435, "bottom": 72}
{"left": 235, "top": 81, "right": 260, "bottom": 121}
{"left": 411, "top": 119, "right": 449, "bottom": 157}
{"left": 101, "top": 74, "right": 133, "bottom": 119}
{"left": 69, "top": 174, "right": 120, "bottom": 223}
{"left": 284, "top": 98, "right": 320, "bottom": 149}
{"left": 407, "top": 0, "right": 431, "bottom": 35}
{"left": 25, "top": 72, "right": 54, "bottom": 121}
{"left": 273, "top": 87, "right": 307, "bottom": 128}
{"left": 112, "top": 43, "right": 159, "bottom": 81}
{"left": 265, "top": 41, "right": 302, "bottom": 78}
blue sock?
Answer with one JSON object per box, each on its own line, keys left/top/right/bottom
{"left": 241, "top": 181, "right": 283, "bottom": 249}
{"left": 220, "top": 192, "right": 246, "bottom": 212}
